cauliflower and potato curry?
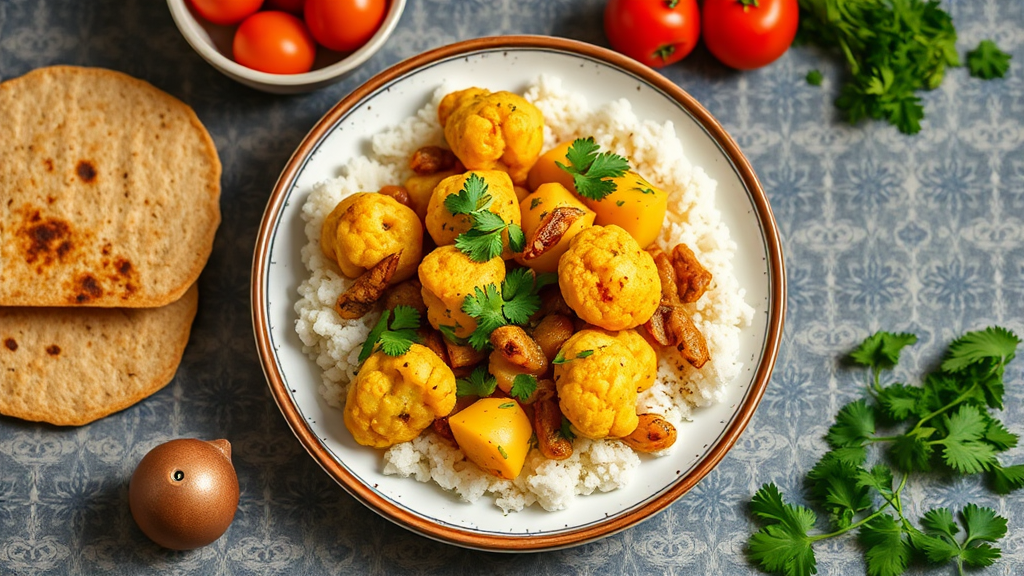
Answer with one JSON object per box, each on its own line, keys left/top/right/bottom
{"left": 316, "top": 86, "right": 715, "bottom": 483}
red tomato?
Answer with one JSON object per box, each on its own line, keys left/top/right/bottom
{"left": 233, "top": 11, "right": 317, "bottom": 74}
{"left": 188, "top": 0, "right": 264, "bottom": 26}
{"left": 304, "top": 0, "right": 386, "bottom": 53}
{"left": 702, "top": 0, "right": 799, "bottom": 70}
{"left": 264, "top": 0, "right": 304, "bottom": 13}
{"left": 603, "top": 0, "right": 700, "bottom": 69}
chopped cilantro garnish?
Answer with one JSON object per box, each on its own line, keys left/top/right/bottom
{"left": 553, "top": 349, "right": 594, "bottom": 364}
{"left": 555, "top": 137, "right": 630, "bottom": 201}
{"left": 806, "top": 69, "right": 824, "bottom": 86}
{"left": 446, "top": 173, "right": 525, "bottom": 261}
{"left": 747, "top": 327, "right": 1021, "bottom": 576}
{"left": 498, "top": 402, "right": 515, "bottom": 409}
{"left": 357, "top": 306, "right": 421, "bottom": 363}
{"left": 509, "top": 374, "right": 538, "bottom": 402}
{"left": 461, "top": 268, "right": 554, "bottom": 350}
{"left": 456, "top": 365, "right": 497, "bottom": 397}
{"left": 560, "top": 416, "right": 576, "bottom": 441}
{"left": 497, "top": 445, "right": 508, "bottom": 459}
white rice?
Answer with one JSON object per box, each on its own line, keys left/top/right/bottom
{"left": 294, "top": 75, "right": 754, "bottom": 512}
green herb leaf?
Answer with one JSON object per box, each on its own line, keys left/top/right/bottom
{"left": 937, "top": 405, "right": 997, "bottom": 474}
{"left": 461, "top": 269, "right": 546, "bottom": 350}
{"left": 941, "top": 326, "right": 1020, "bottom": 373}
{"left": 989, "top": 463, "right": 1024, "bottom": 494}
{"left": 877, "top": 383, "right": 922, "bottom": 421}
{"left": 497, "top": 445, "right": 508, "bottom": 459}
{"left": 748, "top": 484, "right": 818, "bottom": 576}
{"left": 456, "top": 365, "right": 497, "bottom": 397}
{"left": 826, "top": 399, "right": 876, "bottom": 449}
{"left": 560, "top": 416, "right": 575, "bottom": 441}
{"left": 454, "top": 227, "right": 505, "bottom": 263}
{"left": 967, "top": 40, "right": 1012, "bottom": 80}
{"left": 357, "top": 306, "right": 422, "bottom": 363}
{"left": 806, "top": 452, "right": 872, "bottom": 529}
{"left": 849, "top": 332, "right": 918, "bottom": 370}
{"left": 556, "top": 137, "right": 630, "bottom": 201}
{"left": 806, "top": 69, "right": 823, "bottom": 86}
{"left": 510, "top": 374, "right": 538, "bottom": 402}
{"left": 859, "top": 513, "right": 911, "bottom": 576}
{"left": 444, "top": 173, "right": 492, "bottom": 215}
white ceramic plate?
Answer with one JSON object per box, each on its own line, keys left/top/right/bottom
{"left": 252, "top": 36, "right": 785, "bottom": 551}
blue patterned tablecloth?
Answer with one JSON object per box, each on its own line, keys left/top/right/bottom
{"left": 2, "top": 1, "right": 1024, "bottom": 574}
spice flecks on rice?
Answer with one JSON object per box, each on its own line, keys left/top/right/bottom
{"left": 294, "top": 75, "right": 754, "bottom": 512}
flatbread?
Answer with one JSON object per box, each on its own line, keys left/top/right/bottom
{"left": 0, "top": 66, "right": 221, "bottom": 307}
{"left": 0, "top": 284, "right": 199, "bottom": 426}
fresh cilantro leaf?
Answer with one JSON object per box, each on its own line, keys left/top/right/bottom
{"left": 455, "top": 227, "right": 505, "bottom": 263}
{"left": 552, "top": 351, "right": 566, "bottom": 364}
{"left": 444, "top": 173, "right": 492, "bottom": 215}
{"left": 989, "top": 463, "right": 1024, "bottom": 494}
{"left": 497, "top": 445, "right": 508, "bottom": 459}
{"left": 806, "top": 452, "right": 872, "bottom": 529}
{"left": 507, "top": 223, "right": 525, "bottom": 253}
{"left": 456, "top": 365, "right": 497, "bottom": 397}
{"left": 826, "top": 399, "right": 876, "bottom": 449}
{"left": 498, "top": 402, "right": 515, "bottom": 409}
{"left": 357, "top": 307, "right": 421, "bottom": 363}
{"left": 967, "top": 40, "right": 1012, "bottom": 80}
{"left": 877, "top": 383, "right": 922, "bottom": 421}
{"left": 553, "top": 349, "right": 595, "bottom": 365}
{"left": 358, "top": 311, "right": 391, "bottom": 364}
{"left": 858, "top": 513, "right": 911, "bottom": 576}
{"left": 920, "top": 507, "right": 958, "bottom": 540}
{"left": 889, "top": 428, "right": 935, "bottom": 473}
{"left": 576, "top": 349, "right": 595, "bottom": 359}
{"left": 910, "top": 531, "right": 961, "bottom": 565}
{"left": 472, "top": 210, "right": 508, "bottom": 233}
{"left": 462, "top": 284, "right": 507, "bottom": 350}
{"left": 510, "top": 374, "right": 538, "bottom": 402}
{"left": 855, "top": 464, "right": 895, "bottom": 501}
{"left": 438, "top": 323, "right": 467, "bottom": 345}
{"left": 850, "top": 332, "right": 918, "bottom": 370}
{"left": 883, "top": 93, "right": 925, "bottom": 135}
{"left": 748, "top": 484, "right": 818, "bottom": 576}
{"left": 461, "top": 270, "right": 546, "bottom": 350}
{"left": 806, "top": 69, "right": 823, "bottom": 86}
{"left": 982, "top": 416, "right": 1018, "bottom": 451}
{"left": 941, "top": 326, "right": 1020, "bottom": 373}
{"left": 962, "top": 503, "right": 1007, "bottom": 544}
{"left": 937, "top": 405, "right": 997, "bottom": 474}
{"left": 556, "top": 137, "right": 630, "bottom": 201}
{"left": 961, "top": 544, "right": 1001, "bottom": 568}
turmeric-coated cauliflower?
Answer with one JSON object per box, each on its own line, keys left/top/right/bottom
{"left": 418, "top": 245, "right": 505, "bottom": 339}
{"left": 438, "top": 88, "right": 544, "bottom": 185}
{"left": 425, "top": 170, "right": 521, "bottom": 259}
{"left": 557, "top": 225, "right": 661, "bottom": 330}
{"left": 612, "top": 329, "right": 658, "bottom": 393}
{"left": 553, "top": 330, "right": 640, "bottom": 439}
{"left": 321, "top": 192, "right": 423, "bottom": 283}
{"left": 343, "top": 344, "right": 456, "bottom": 448}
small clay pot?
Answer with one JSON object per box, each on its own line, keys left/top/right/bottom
{"left": 129, "top": 438, "right": 239, "bottom": 550}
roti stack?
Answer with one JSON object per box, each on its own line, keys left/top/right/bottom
{"left": 0, "top": 66, "right": 221, "bottom": 425}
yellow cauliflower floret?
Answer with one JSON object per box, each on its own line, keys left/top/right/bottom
{"left": 418, "top": 245, "right": 505, "bottom": 338}
{"left": 554, "top": 330, "right": 640, "bottom": 439}
{"left": 425, "top": 170, "right": 521, "bottom": 259}
{"left": 438, "top": 88, "right": 544, "bottom": 185}
{"left": 557, "top": 225, "right": 661, "bottom": 330}
{"left": 344, "top": 344, "right": 456, "bottom": 448}
{"left": 321, "top": 192, "right": 423, "bottom": 283}
{"left": 609, "top": 329, "right": 658, "bottom": 393}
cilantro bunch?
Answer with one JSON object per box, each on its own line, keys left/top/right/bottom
{"left": 749, "top": 327, "right": 1022, "bottom": 576}
{"left": 444, "top": 173, "right": 525, "bottom": 262}
{"left": 798, "top": 0, "right": 1011, "bottom": 134}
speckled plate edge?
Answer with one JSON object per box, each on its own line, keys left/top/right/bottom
{"left": 252, "top": 35, "right": 786, "bottom": 552}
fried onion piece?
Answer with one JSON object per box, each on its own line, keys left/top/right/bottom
{"left": 444, "top": 338, "right": 486, "bottom": 369}
{"left": 521, "top": 206, "right": 586, "bottom": 261}
{"left": 533, "top": 389, "right": 573, "bottom": 460}
{"left": 647, "top": 246, "right": 680, "bottom": 305}
{"left": 489, "top": 325, "right": 547, "bottom": 373}
{"left": 418, "top": 328, "right": 450, "bottom": 366}
{"left": 643, "top": 304, "right": 710, "bottom": 368}
{"left": 409, "top": 145, "right": 457, "bottom": 175}
{"left": 671, "top": 243, "right": 712, "bottom": 303}
{"left": 378, "top": 185, "right": 412, "bottom": 209}
{"left": 532, "top": 313, "right": 574, "bottom": 363}
{"left": 620, "top": 414, "right": 677, "bottom": 453}
{"left": 334, "top": 252, "right": 402, "bottom": 319}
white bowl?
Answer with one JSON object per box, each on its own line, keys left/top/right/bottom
{"left": 167, "top": 0, "right": 406, "bottom": 94}
{"left": 252, "top": 36, "right": 786, "bottom": 550}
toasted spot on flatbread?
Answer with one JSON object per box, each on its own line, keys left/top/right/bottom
{"left": 0, "top": 284, "right": 199, "bottom": 426}
{"left": 0, "top": 66, "right": 221, "bottom": 307}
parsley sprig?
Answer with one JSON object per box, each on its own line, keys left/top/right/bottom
{"left": 444, "top": 173, "right": 525, "bottom": 261}
{"left": 357, "top": 306, "right": 422, "bottom": 363}
{"left": 555, "top": 137, "right": 630, "bottom": 201}
{"left": 748, "top": 327, "right": 1022, "bottom": 576}
{"left": 461, "top": 268, "right": 556, "bottom": 350}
